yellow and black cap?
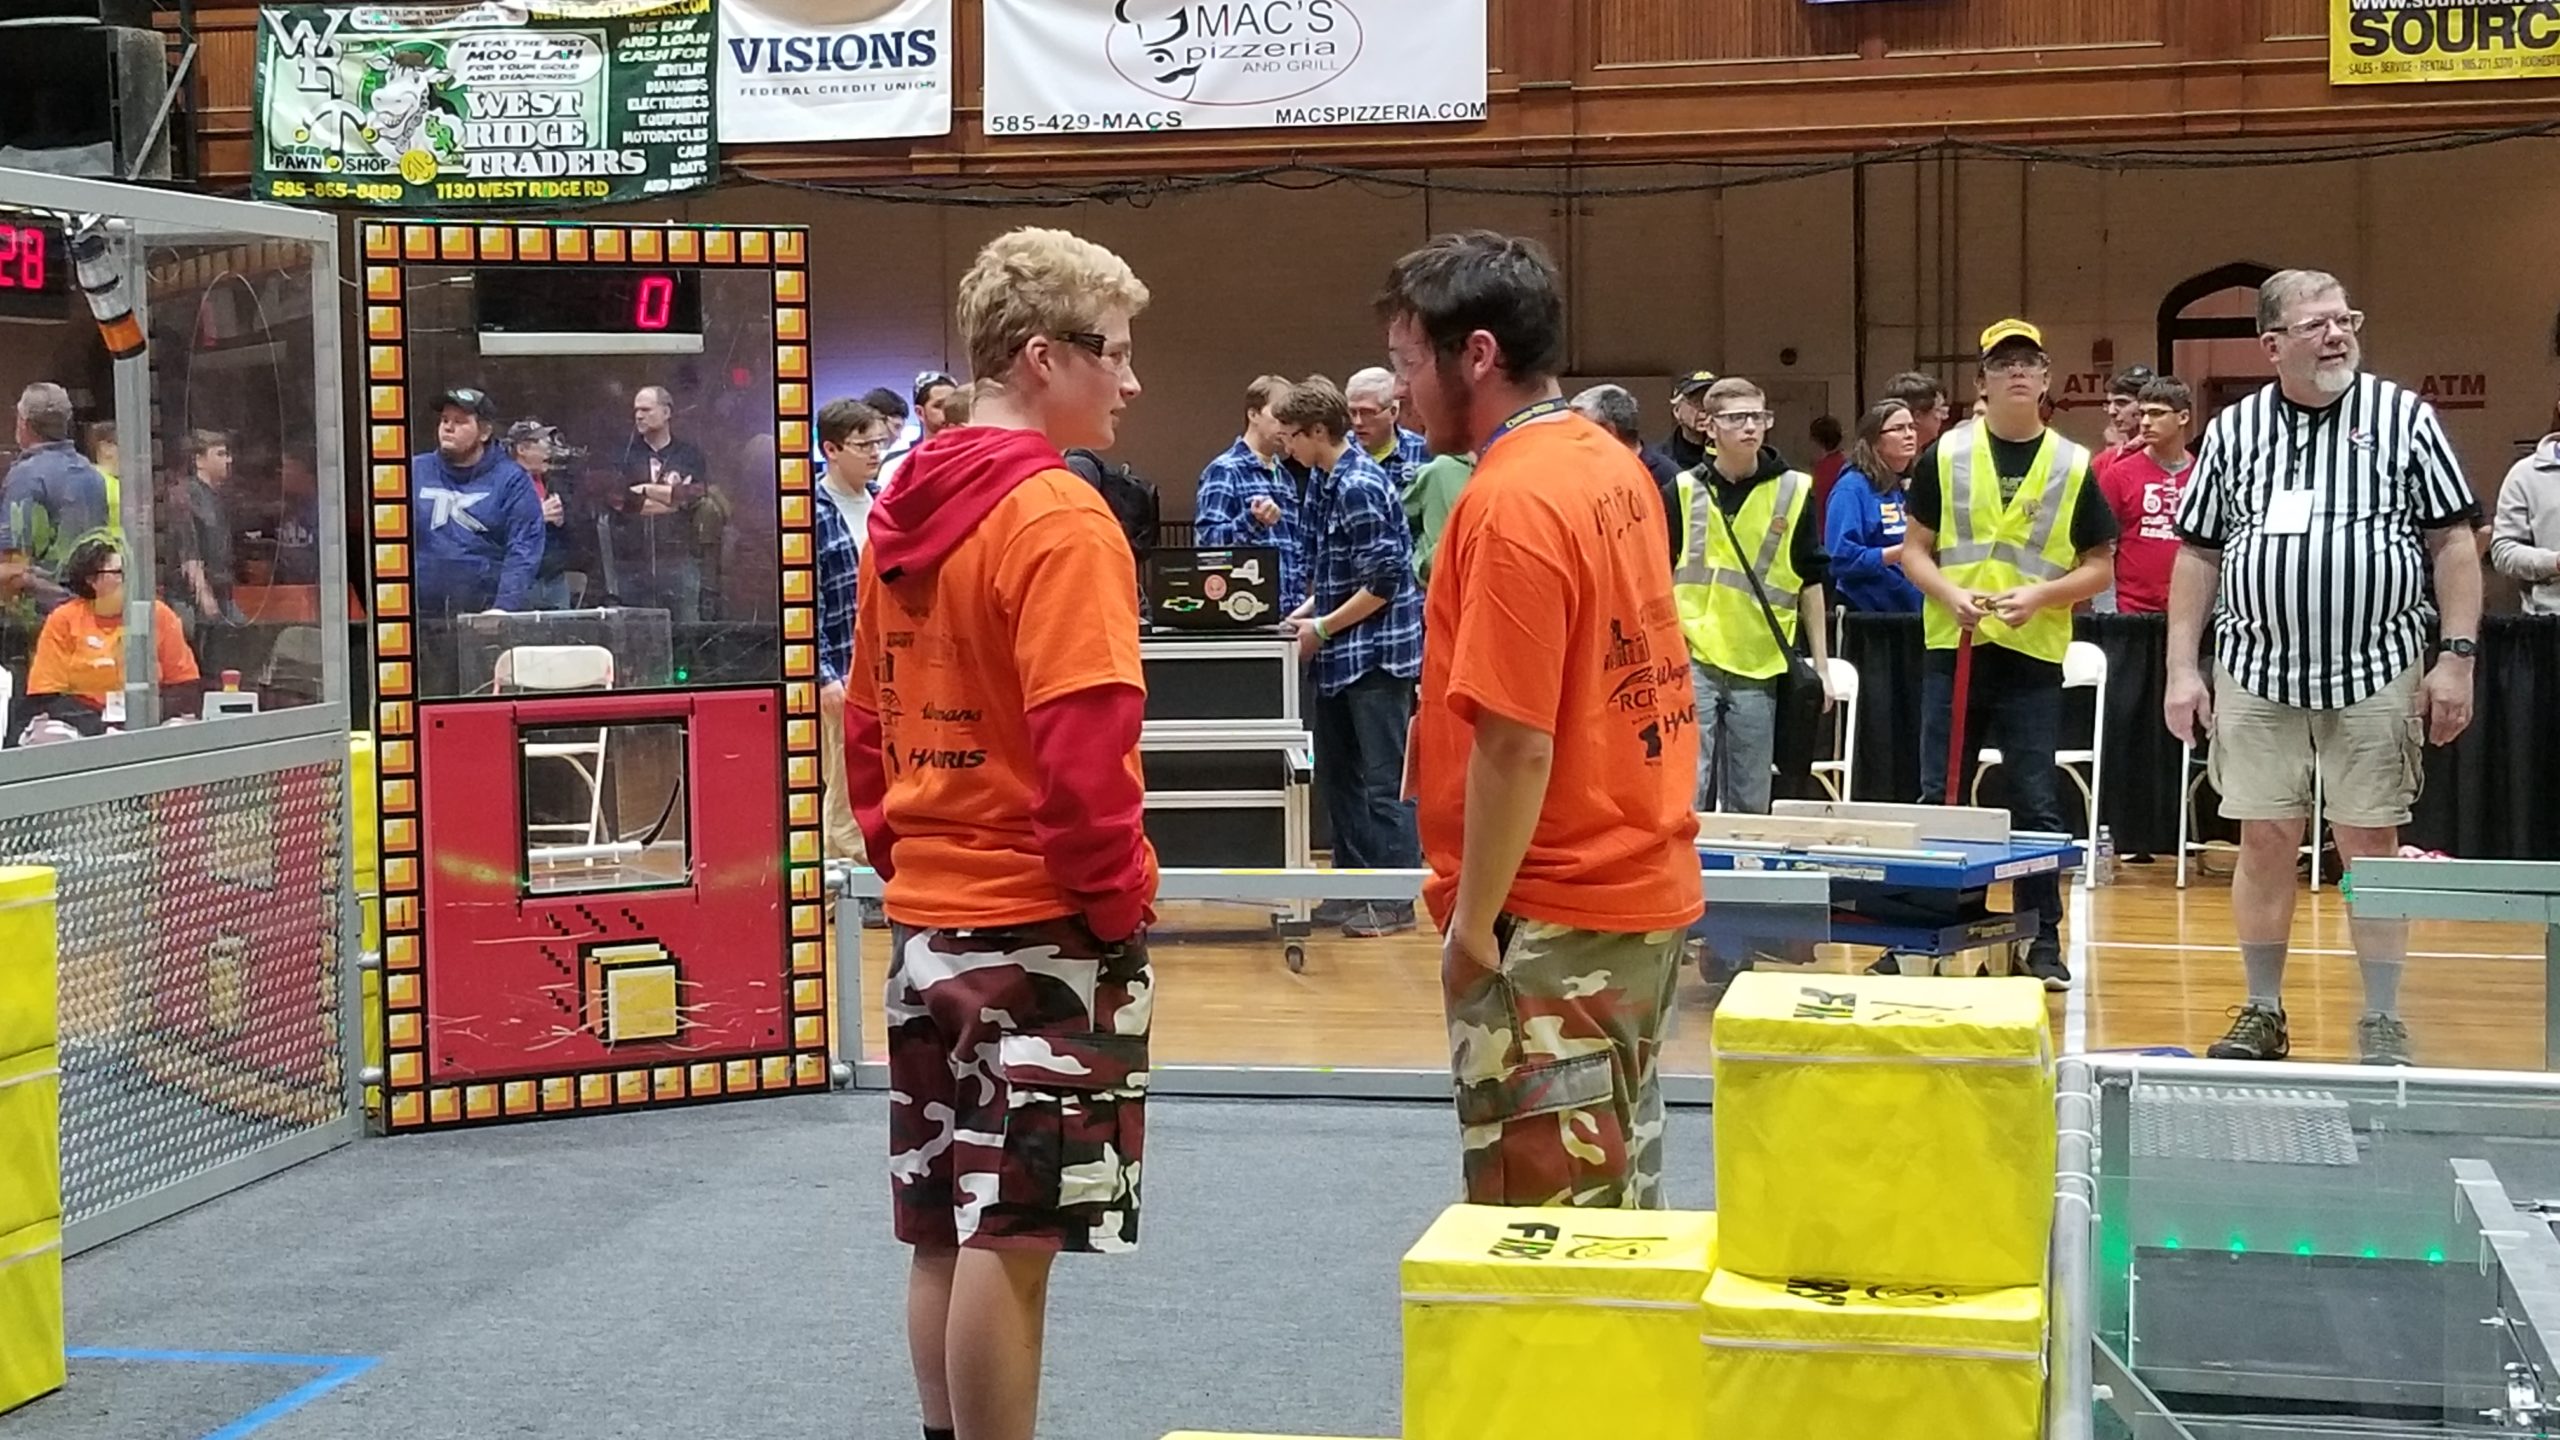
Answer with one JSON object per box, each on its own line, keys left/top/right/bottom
{"left": 1977, "top": 319, "right": 2047, "bottom": 363}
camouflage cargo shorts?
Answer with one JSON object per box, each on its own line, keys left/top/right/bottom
{"left": 1444, "top": 916, "right": 1684, "bottom": 1210}
{"left": 886, "top": 917, "right": 1151, "bottom": 1253}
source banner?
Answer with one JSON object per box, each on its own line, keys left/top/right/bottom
{"left": 2331, "top": 0, "right": 2560, "bottom": 85}
{"left": 717, "top": 0, "right": 952, "bottom": 143}
{"left": 254, "top": 0, "right": 716, "bottom": 209}
{"left": 981, "top": 0, "right": 1488, "bottom": 138}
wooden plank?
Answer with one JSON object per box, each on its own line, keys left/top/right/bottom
{"left": 1774, "top": 800, "right": 2013, "bottom": 844}
{"left": 1695, "top": 812, "right": 1923, "bottom": 849}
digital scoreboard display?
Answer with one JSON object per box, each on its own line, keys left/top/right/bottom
{"left": 474, "top": 267, "right": 705, "bottom": 354}
{"left": 0, "top": 217, "right": 74, "bottom": 319}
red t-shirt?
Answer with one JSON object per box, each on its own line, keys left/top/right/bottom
{"left": 2099, "top": 448, "right": 2194, "bottom": 614}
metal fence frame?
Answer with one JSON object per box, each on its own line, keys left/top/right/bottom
{"left": 0, "top": 168, "right": 356, "bottom": 1256}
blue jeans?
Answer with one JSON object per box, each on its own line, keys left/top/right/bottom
{"left": 1313, "top": 670, "right": 1419, "bottom": 874}
{"left": 1918, "top": 643, "right": 2065, "bottom": 956}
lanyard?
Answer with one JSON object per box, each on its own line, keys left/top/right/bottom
{"left": 1479, "top": 397, "right": 1570, "bottom": 460}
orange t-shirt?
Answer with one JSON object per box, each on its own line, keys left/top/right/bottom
{"left": 849, "top": 468, "right": 1159, "bottom": 928}
{"left": 1416, "top": 412, "right": 1702, "bottom": 932}
{"left": 26, "top": 599, "right": 198, "bottom": 707}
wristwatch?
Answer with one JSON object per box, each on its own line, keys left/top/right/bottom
{"left": 2439, "top": 636, "right": 2479, "bottom": 659}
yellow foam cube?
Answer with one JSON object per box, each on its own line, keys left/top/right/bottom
{"left": 0, "top": 1051, "right": 57, "bottom": 1239}
{"left": 0, "top": 868, "right": 56, "bottom": 1061}
{"left": 1700, "top": 1268, "right": 2044, "bottom": 1440}
{"left": 0, "top": 1219, "right": 63, "bottom": 1415}
{"left": 1713, "top": 972, "right": 2054, "bottom": 1289}
{"left": 1403, "top": 1205, "right": 1716, "bottom": 1440}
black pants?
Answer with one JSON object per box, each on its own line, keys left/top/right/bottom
{"left": 1918, "top": 643, "right": 2066, "bottom": 956}
{"left": 1312, "top": 670, "right": 1420, "bottom": 874}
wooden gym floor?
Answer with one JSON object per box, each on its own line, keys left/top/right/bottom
{"left": 843, "top": 859, "right": 2550, "bottom": 1075}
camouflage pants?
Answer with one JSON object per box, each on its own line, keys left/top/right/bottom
{"left": 886, "top": 918, "right": 1151, "bottom": 1253}
{"left": 1445, "top": 917, "right": 1683, "bottom": 1209}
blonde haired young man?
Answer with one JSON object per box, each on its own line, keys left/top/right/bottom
{"left": 846, "top": 227, "right": 1158, "bottom": 1440}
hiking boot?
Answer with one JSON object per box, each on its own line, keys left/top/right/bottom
{"left": 2356, "top": 1013, "right": 2414, "bottom": 1067}
{"left": 1342, "top": 902, "right": 1416, "bottom": 938}
{"left": 2206, "top": 1004, "right": 2290, "bottom": 1061}
{"left": 2021, "top": 947, "right": 2071, "bottom": 992}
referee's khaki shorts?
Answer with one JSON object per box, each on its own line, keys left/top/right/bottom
{"left": 2207, "top": 662, "right": 2424, "bottom": 829}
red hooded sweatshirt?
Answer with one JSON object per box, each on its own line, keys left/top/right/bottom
{"left": 844, "top": 424, "right": 1156, "bottom": 941}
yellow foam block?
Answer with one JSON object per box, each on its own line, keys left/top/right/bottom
{"left": 1403, "top": 1205, "right": 1716, "bottom": 1440}
{"left": 1160, "top": 1435, "right": 1388, "bottom": 1439}
{"left": 0, "top": 1050, "right": 58, "bottom": 1240}
{"left": 349, "top": 732, "right": 378, "bottom": 873}
{"left": 1700, "top": 1268, "right": 2044, "bottom": 1440}
{"left": 0, "top": 868, "right": 57, "bottom": 1060}
{"left": 0, "top": 1219, "right": 63, "bottom": 1415}
{"left": 1713, "top": 972, "right": 2054, "bottom": 1289}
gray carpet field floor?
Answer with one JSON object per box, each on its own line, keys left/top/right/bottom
{"left": 3, "top": 1094, "right": 1716, "bottom": 1440}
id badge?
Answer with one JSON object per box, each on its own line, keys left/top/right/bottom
{"left": 2264, "top": 488, "right": 2316, "bottom": 537}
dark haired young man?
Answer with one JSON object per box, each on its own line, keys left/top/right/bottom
{"left": 814, "top": 396, "right": 891, "bottom": 925}
{"left": 1383, "top": 230, "right": 1700, "bottom": 1209}
{"left": 1275, "top": 374, "right": 1424, "bottom": 937}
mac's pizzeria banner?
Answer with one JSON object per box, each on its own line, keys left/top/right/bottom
{"left": 2332, "top": 0, "right": 2560, "bottom": 85}
{"left": 981, "top": 0, "right": 1488, "bottom": 137}
{"left": 253, "top": 0, "right": 716, "bottom": 208}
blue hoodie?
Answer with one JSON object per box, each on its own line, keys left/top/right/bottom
{"left": 411, "top": 446, "right": 544, "bottom": 615}
{"left": 1823, "top": 466, "right": 1922, "bottom": 613}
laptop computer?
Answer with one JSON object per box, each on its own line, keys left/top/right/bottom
{"left": 1145, "top": 546, "right": 1283, "bottom": 632}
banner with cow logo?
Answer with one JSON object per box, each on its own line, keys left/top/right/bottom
{"left": 252, "top": 0, "right": 716, "bottom": 209}
{"left": 981, "top": 0, "right": 1488, "bottom": 137}
{"left": 719, "top": 0, "right": 951, "bottom": 143}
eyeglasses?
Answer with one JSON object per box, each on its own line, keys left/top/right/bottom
{"left": 2268, "top": 310, "right": 2365, "bottom": 341}
{"left": 1879, "top": 420, "right": 1920, "bottom": 435}
{"left": 1712, "top": 410, "right": 1773, "bottom": 428}
{"left": 95, "top": 565, "right": 123, "bottom": 577}
{"left": 914, "top": 369, "right": 956, "bottom": 392}
{"left": 1985, "top": 356, "right": 2050, "bottom": 376}
{"left": 1057, "top": 332, "right": 1136, "bottom": 369}
{"left": 837, "top": 436, "right": 888, "bottom": 454}
{"left": 2137, "top": 406, "right": 2185, "bottom": 421}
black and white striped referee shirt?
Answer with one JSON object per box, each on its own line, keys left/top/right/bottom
{"left": 2175, "top": 372, "right": 2480, "bottom": 711}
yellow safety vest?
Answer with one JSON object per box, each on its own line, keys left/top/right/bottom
{"left": 1673, "top": 466, "right": 1809, "bottom": 680}
{"left": 1921, "top": 421, "right": 2092, "bottom": 664}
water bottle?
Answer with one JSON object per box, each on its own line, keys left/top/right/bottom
{"left": 2093, "top": 824, "right": 2117, "bottom": 887}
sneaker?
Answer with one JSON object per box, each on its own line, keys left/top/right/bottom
{"left": 1342, "top": 902, "right": 1417, "bottom": 939}
{"left": 2021, "top": 948, "right": 2071, "bottom": 992}
{"left": 2357, "top": 1013, "right": 2414, "bottom": 1067}
{"left": 1311, "top": 899, "right": 1357, "bottom": 926}
{"left": 858, "top": 899, "right": 888, "bottom": 930}
{"left": 2206, "top": 1004, "right": 2290, "bottom": 1061}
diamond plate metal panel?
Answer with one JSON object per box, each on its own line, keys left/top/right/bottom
{"left": 2131, "top": 1083, "right": 2361, "bottom": 1167}
{"left": 0, "top": 763, "right": 349, "bottom": 1226}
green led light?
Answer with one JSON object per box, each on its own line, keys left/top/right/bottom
{"left": 2295, "top": 1242, "right": 2315, "bottom": 1257}
{"left": 2428, "top": 1248, "right": 2447, "bottom": 1265}
{"left": 2362, "top": 1247, "right": 2381, "bottom": 1260}
{"left": 674, "top": 667, "right": 691, "bottom": 682}
{"left": 2229, "top": 1235, "right": 2248, "bottom": 1254}
{"left": 2161, "top": 1236, "right": 2181, "bottom": 1250}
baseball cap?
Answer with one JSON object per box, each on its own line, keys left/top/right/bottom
{"left": 913, "top": 369, "right": 958, "bottom": 404}
{"left": 2107, "top": 364, "right": 2157, "bottom": 397}
{"left": 433, "top": 386, "right": 498, "bottom": 420}
{"left": 1977, "top": 319, "right": 2046, "bottom": 361}
{"left": 1673, "top": 369, "right": 1719, "bottom": 398}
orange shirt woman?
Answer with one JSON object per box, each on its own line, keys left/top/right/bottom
{"left": 26, "top": 538, "right": 198, "bottom": 726}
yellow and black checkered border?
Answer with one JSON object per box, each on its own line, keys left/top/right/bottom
{"left": 361, "top": 220, "right": 827, "bottom": 1133}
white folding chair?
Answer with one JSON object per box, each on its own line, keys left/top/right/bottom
{"left": 498, "top": 645, "right": 616, "bottom": 851}
{"left": 1972, "top": 640, "right": 2107, "bottom": 840}
{"left": 2177, "top": 738, "right": 2324, "bottom": 891}
{"left": 1808, "top": 656, "right": 1860, "bottom": 801}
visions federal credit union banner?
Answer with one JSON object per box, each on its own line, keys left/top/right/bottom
{"left": 253, "top": 0, "right": 716, "bottom": 209}
{"left": 981, "top": 0, "right": 1488, "bottom": 137}
{"left": 718, "top": 0, "right": 952, "bottom": 143}
{"left": 2332, "top": 0, "right": 2560, "bottom": 85}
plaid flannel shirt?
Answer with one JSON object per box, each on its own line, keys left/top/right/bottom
{"left": 814, "top": 480, "right": 863, "bottom": 686}
{"left": 1306, "top": 448, "right": 1423, "bottom": 696}
{"left": 1368, "top": 428, "right": 1431, "bottom": 509}
{"left": 1195, "top": 438, "right": 1305, "bottom": 610}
